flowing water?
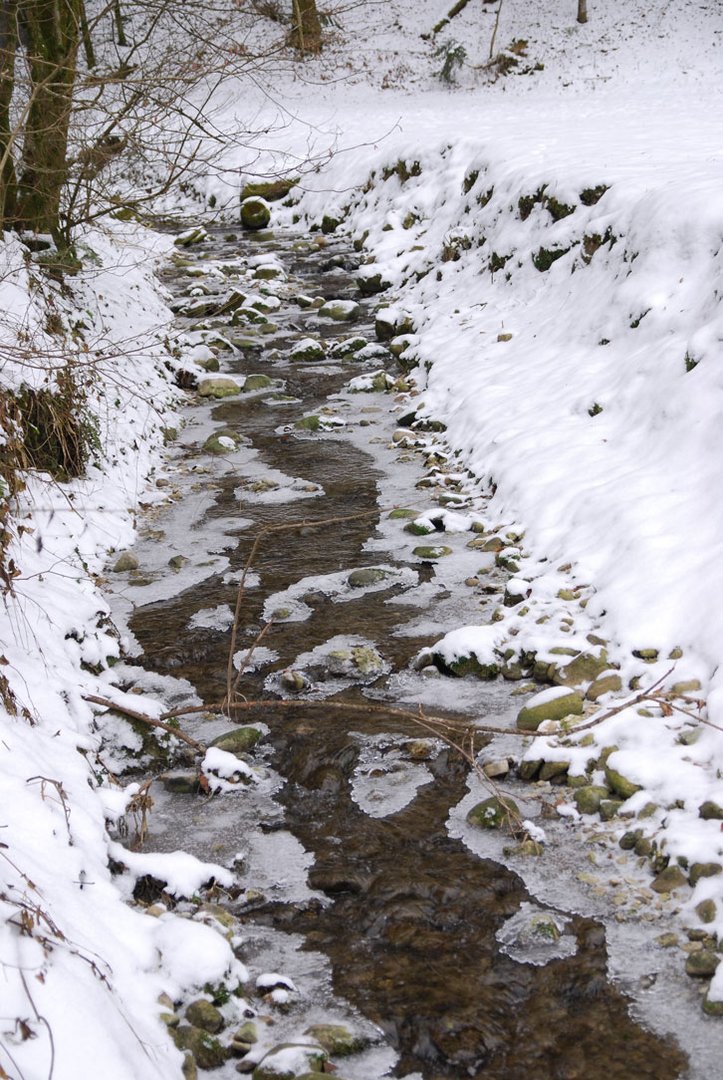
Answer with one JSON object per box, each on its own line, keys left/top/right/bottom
{"left": 108, "top": 224, "right": 696, "bottom": 1078}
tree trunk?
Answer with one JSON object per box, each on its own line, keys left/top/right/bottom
{"left": 290, "top": 0, "right": 321, "bottom": 55}
{"left": 577, "top": 0, "right": 588, "bottom": 24}
{"left": 0, "top": 0, "right": 19, "bottom": 228}
{"left": 15, "top": 0, "right": 81, "bottom": 241}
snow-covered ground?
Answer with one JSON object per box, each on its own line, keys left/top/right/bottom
{"left": 2, "top": 0, "right": 723, "bottom": 1074}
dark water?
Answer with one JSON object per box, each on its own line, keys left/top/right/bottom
{"left": 128, "top": 227, "right": 687, "bottom": 1079}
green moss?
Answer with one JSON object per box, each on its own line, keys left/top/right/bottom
{"left": 489, "top": 251, "right": 511, "bottom": 273}
{"left": 462, "top": 169, "right": 479, "bottom": 195}
{"left": 532, "top": 246, "right": 570, "bottom": 272}
{"left": 579, "top": 184, "right": 609, "bottom": 206}
{"left": 240, "top": 177, "right": 298, "bottom": 202}
{"left": 518, "top": 187, "right": 546, "bottom": 220}
{"left": 545, "top": 196, "right": 575, "bottom": 221}
{"left": 381, "top": 159, "right": 422, "bottom": 183}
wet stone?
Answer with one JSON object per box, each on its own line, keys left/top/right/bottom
{"left": 651, "top": 865, "right": 688, "bottom": 893}
{"left": 467, "top": 796, "right": 520, "bottom": 833}
{"left": 347, "top": 567, "right": 390, "bottom": 588}
{"left": 685, "top": 950, "right": 720, "bottom": 978}
{"left": 211, "top": 727, "right": 263, "bottom": 754}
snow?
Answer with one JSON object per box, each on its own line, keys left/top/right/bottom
{"left": 3, "top": 0, "right": 723, "bottom": 1072}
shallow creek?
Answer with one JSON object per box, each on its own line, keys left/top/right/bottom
{"left": 105, "top": 225, "right": 708, "bottom": 1078}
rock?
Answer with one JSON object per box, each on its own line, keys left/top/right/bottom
{"left": 279, "top": 669, "right": 310, "bottom": 693}
{"left": 555, "top": 651, "right": 609, "bottom": 687}
{"left": 685, "top": 950, "right": 719, "bottom": 978}
{"left": 243, "top": 374, "right": 274, "bottom": 391}
{"left": 168, "top": 554, "right": 188, "bottom": 570}
{"left": 318, "top": 299, "right": 361, "bottom": 322}
{"left": 252, "top": 1043, "right": 327, "bottom": 1080}
{"left": 466, "top": 795, "right": 520, "bottom": 832}
{"left": 604, "top": 763, "right": 642, "bottom": 800}
{"left": 211, "top": 727, "right": 262, "bottom": 754}
{"left": 112, "top": 551, "right": 139, "bottom": 572}
{"left": 619, "top": 829, "right": 643, "bottom": 851}
{"left": 198, "top": 356, "right": 220, "bottom": 373}
{"left": 703, "top": 993, "right": 723, "bottom": 1017}
{"left": 507, "top": 839, "right": 544, "bottom": 857}
{"left": 412, "top": 544, "right": 453, "bottom": 559}
{"left": 198, "top": 377, "right": 242, "bottom": 399}
{"left": 482, "top": 758, "right": 510, "bottom": 779}
{"left": 329, "top": 336, "right": 368, "bottom": 358}
{"left": 295, "top": 415, "right": 322, "bottom": 431}
{"left": 689, "top": 862, "right": 722, "bottom": 886}
{"left": 290, "top": 338, "right": 325, "bottom": 362}
{"left": 350, "top": 645, "right": 384, "bottom": 675}
{"left": 347, "top": 567, "right": 390, "bottom": 588}
{"left": 573, "top": 785, "right": 609, "bottom": 815}
{"left": 433, "top": 653, "right": 499, "bottom": 680}
{"left": 388, "top": 508, "right": 419, "bottom": 520}
{"left": 650, "top": 865, "right": 688, "bottom": 893}
{"left": 233, "top": 1021, "right": 259, "bottom": 1046}
{"left": 516, "top": 687, "right": 584, "bottom": 732}
{"left": 203, "top": 432, "right": 242, "bottom": 454}
{"left": 539, "top": 760, "right": 569, "bottom": 783}
{"left": 174, "top": 227, "right": 207, "bottom": 247}
{"left": 586, "top": 673, "right": 623, "bottom": 701}
{"left": 517, "top": 759, "right": 542, "bottom": 781}
{"left": 303, "top": 1024, "right": 369, "bottom": 1056}
{"left": 599, "top": 798, "right": 623, "bottom": 821}
{"left": 182, "top": 1052, "right": 197, "bottom": 1080}
{"left": 161, "top": 772, "right": 200, "bottom": 794}
{"left": 241, "top": 196, "right": 271, "bottom": 230}
{"left": 185, "top": 1000, "right": 225, "bottom": 1034}
{"left": 357, "top": 270, "right": 391, "bottom": 296}
{"left": 404, "top": 520, "right": 435, "bottom": 536}
{"left": 504, "top": 579, "right": 531, "bottom": 607}
{"left": 253, "top": 265, "right": 284, "bottom": 280}
{"left": 656, "top": 932, "right": 679, "bottom": 948}
{"left": 696, "top": 899, "right": 717, "bottom": 924}
{"left": 173, "top": 1025, "right": 227, "bottom": 1069}
{"left": 632, "top": 648, "right": 659, "bottom": 662}
{"left": 240, "top": 178, "right": 298, "bottom": 203}
{"left": 699, "top": 800, "right": 723, "bottom": 820}
{"left": 670, "top": 679, "right": 702, "bottom": 695}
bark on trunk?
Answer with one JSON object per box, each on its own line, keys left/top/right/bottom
{"left": 290, "top": 0, "right": 321, "bottom": 55}
{"left": 0, "top": 0, "right": 19, "bottom": 227}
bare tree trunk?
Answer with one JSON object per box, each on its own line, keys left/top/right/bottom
{"left": 0, "top": 0, "right": 19, "bottom": 228}
{"left": 290, "top": 0, "right": 321, "bottom": 55}
{"left": 113, "top": 0, "right": 127, "bottom": 47}
{"left": 577, "top": 0, "right": 588, "bottom": 24}
{"left": 15, "top": 0, "right": 81, "bottom": 241}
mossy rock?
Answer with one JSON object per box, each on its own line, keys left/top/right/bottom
{"left": 290, "top": 339, "right": 325, "bottom": 362}
{"left": 211, "top": 727, "right": 263, "bottom": 754}
{"left": 650, "top": 865, "right": 688, "bottom": 893}
{"left": 689, "top": 862, "right": 722, "bottom": 886}
{"left": 243, "top": 373, "right": 274, "bottom": 391}
{"left": 203, "top": 431, "right": 242, "bottom": 454}
{"left": 599, "top": 798, "right": 623, "bottom": 821}
{"left": 241, "top": 196, "right": 271, "bottom": 230}
{"left": 241, "top": 178, "right": 298, "bottom": 202}
{"left": 517, "top": 759, "right": 542, "bottom": 781}
{"left": 330, "top": 336, "right": 368, "bottom": 358}
{"left": 404, "top": 520, "right": 435, "bottom": 536}
{"left": 347, "top": 567, "right": 390, "bottom": 588}
{"left": 112, "top": 551, "right": 139, "bottom": 572}
{"left": 318, "top": 299, "right": 361, "bottom": 322}
{"left": 586, "top": 673, "right": 623, "bottom": 701}
{"left": 413, "top": 544, "right": 452, "bottom": 560}
{"left": 295, "top": 415, "right": 322, "bottom": 431}
{"left": 321, "top": 214, "right": 342, "bottom": 234}
{"left": 539, "top": 760, "right": 569, "bottom": 783}
{"left": 389, "top": 507, "right": 419, "bottom": 520}
{"left": 173, "top": 1025, "right": 227, "bottom": 1069}
{"left": 573, "top": 785, "right": 609, "bottom": 815}
{"left": 699, "top": 800, "right": 723, "bottom": 820}
{"left": 685, "top": 950, "right": 719, "bottom": 978}
{"left": 433, "top": 653, "right": 499, "bottom": 680}
{"left": 304, "top": 1024, "right": 369, "bottom": 1056}
{"left": 174, "top": 227, "right": 207, "bottom": 248}
{"left": 467, "top": 795, "right": 520, "bottom": 832}
{"left": 554, "top": 651, "right": 609, "bottom": 687}
{"left": 357, "top": 271, "right": 391, "bottom": 296}
{"left": 198, "top": 377, "right": 241, "bottom": 399}
{"left": 185, "top": 1000, "right": 224, "bottom": 1034}
{"left": 603, "top": 762, "right": 641, "bottom": 799}
{"left": 703, "top": 993, "right": 723, "bottom": 1017}
{"left": 696, "top": 899, "right": 717, "bottom": 924}
{"left": 516, "top": 689, "right": 584, "bottom": 732}
{"left": 253, "top": 1044, "right": 327, "bottom": 1080}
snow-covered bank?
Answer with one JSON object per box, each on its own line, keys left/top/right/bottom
{"left": 0, "top": 226, "right": 246, "bottom": 1078}
{"left": 283, "top": 90, "right": 723, "bottom": 1003}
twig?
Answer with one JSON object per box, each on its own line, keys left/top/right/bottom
{"left": 82, "top": 695, "right": 205, "bottom": 753}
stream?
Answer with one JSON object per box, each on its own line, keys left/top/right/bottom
{"left": 104, "top": 223, "right": 703, "bottom": 1079}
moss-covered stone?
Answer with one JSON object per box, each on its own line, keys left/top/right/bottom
{"left": 696, "top": 899, "right": 717, "bottom": 924}
{"left": 241, "top": 196, "right": 271, "bottom": 231}
{"left": 650, "top": 865, "right": 688, "bottom": 893}
{"left": 699, "top": 800, "right": 723, "bottom": 820}
{"left": 466, "top": 795, "right": 520, "bottom": 832}
{"left": 554, "top": 652, "right": 609, "bottom": 687}
{"left": 516, "top": 689, "right": 584, "bottom": 731}
{"left": 347, "top": 567, "right": 390, "bottom": 588}
{"left": 404, "top": 520, "right": 435, "bottom": 536}
{"left": 388, "top": 507, "right": 419, "bottom": 520}
{"left": 173, "top": 1025, "right": 227, "bottom": 1069}
{"left": 253, "top": 1044, "right": 327, "bottom": 1080}
{"left": 517, "top": 759, "right": 542, "bottom": 781}
{"left": 604, "top": 764, "right": 642, "bottom": 800}
{"left": 703, "top": 993, "right": 723, "bottom": 1017}
{"left": 599, "top": 798, "right": 623, "bottom": 821}
{"left": 689, "top": 862, "right": 723, "bottom": 886}
{"left": 685, "top": 950, "right": 719, "bottom": 978}
{"left": 304, "top": 1024, "right": 369, "bottom": 1056}
{"left": 211, "top": 727, "right": 262, "bottom": 754}
{"left": 112, "top": 551, "right": 139, "bottom": 572}
{"left": 573, "top": 785, "right": 609, "bottom": 815}
{"left": 413, "top": 544, "right": 452, "bottom": 559}
{"left": 185, "top": 1000, "right": 224, "bottom": 1034}
{"left": 433, "top": 653, "right": 499, "bottom": 680}
{"left": 240, "top": 178, "right": 298, "bottom": 202}
{"left": 290, "top": 339, "right": 325, "bottom": 362}
{"left": 319, "top": 299, "right": 361, "bottom": 322}
{"left": 357, "top": 271, "right": 392, "bottom": 296}
{"left": 586, "top": 673, "right": 623, "bottom": 701}
{"left": 294, "top": 415, "right": 322, "bottom": 431}
{"left": 198, "top": 377, "right": 241, "bottom": 399}
{"left": 539, "top": 760, "right": 569, "bottom": 783}
{"left": 243, "top": 374, "right": 274, "bottom": 391}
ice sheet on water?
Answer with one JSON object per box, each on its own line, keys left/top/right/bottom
{"left": 351, "top": 735, "right": 435, "bottom": 818}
